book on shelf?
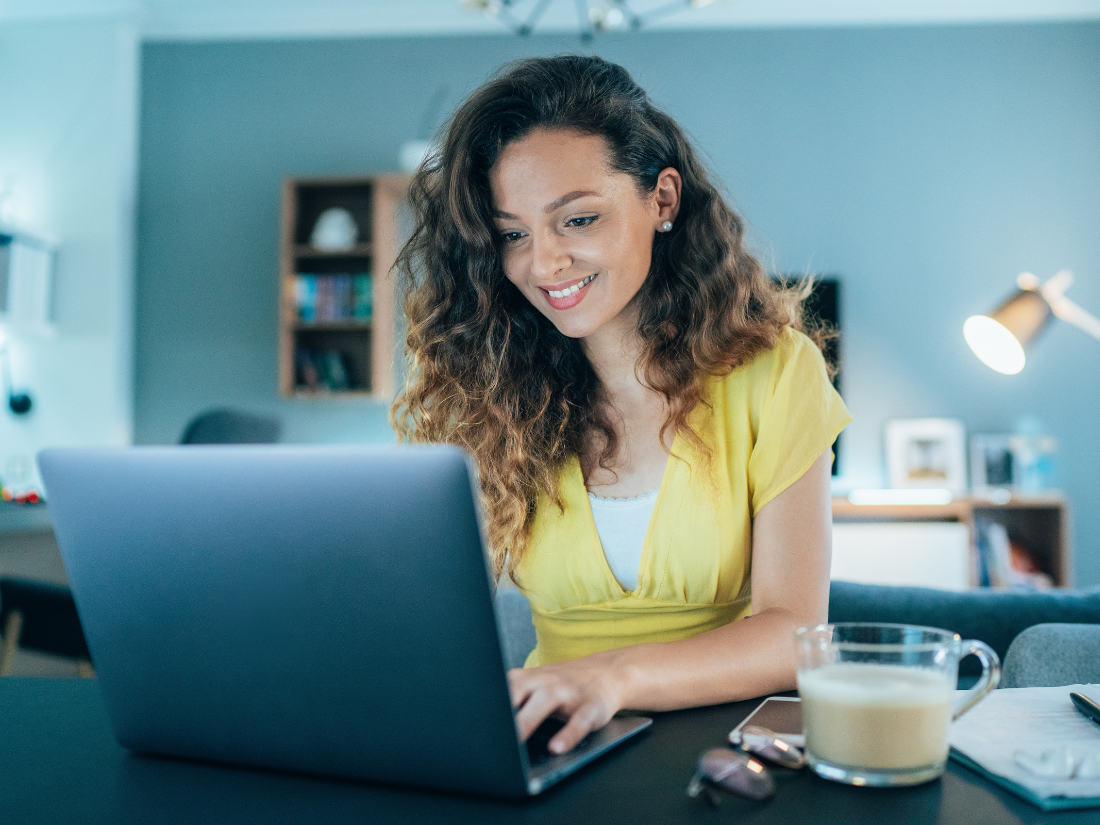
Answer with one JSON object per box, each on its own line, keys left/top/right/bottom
{"left": 295, "top": 275, "right": 317, "bottom": 323}
{"left": 295, "top": 347, "right": 355, "bottom": 392}
{"left": 974, "top": 518, "right": 1053, "bottom": 591}
{"left": 353, "top": 274, "right": 372, "bottom": 321}
{"left": 321, "top": 349, "right": 350, "bottom": 390}
{"left": 295, "top": 273, "right": 372, "bottom": 324}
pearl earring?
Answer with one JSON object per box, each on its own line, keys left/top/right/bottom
{"left": 661, "top": 221, "right": 673, "bottom": 232}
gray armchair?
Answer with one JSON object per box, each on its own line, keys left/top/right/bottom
{"left": 1001, "top": 623, "right": 1100, "bottom": 688}
{"left": 179, "top": 409, "right": 282, "bottom": 445}
{"left": 495, "top": 587, "right": 537, "bottom": 670}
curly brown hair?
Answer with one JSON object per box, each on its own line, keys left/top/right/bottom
{"left": 391, "top": 55, "right": 820, "bottom": 578}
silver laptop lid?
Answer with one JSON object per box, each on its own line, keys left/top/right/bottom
{"left": 39, "top": 444, "right": 533, "bottom": 798}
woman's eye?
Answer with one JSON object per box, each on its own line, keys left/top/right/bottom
{"left": 566, "top": 216, "right": 598, "bottom": 228}
{"left": 501, "top": 231, "right": 526, "bottom": 243}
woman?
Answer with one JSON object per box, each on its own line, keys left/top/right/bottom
{"left": 392, "top": 55, "right": 851, "bottom": 757}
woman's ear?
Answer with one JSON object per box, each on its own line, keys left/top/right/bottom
{"left": 654, "top": 167, "right": 682, "bottom": 230}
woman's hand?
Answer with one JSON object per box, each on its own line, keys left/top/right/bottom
{"left": 507, "top": 655, "right": 628, "bottom": 755}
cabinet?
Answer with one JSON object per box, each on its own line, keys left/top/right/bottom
{"left": 278, "top": 175, "right": 409, "bottom": 398}
{"left": 831, "top": 494, "right": 1071, "bottom": 589}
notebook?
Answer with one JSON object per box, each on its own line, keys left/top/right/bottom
{"left": 950, "top": 684, "right": 1100, "bottom": 810}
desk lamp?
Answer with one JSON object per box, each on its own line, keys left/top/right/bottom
{"left": 964, "top": 270, "right": 1100, "bottom": 374}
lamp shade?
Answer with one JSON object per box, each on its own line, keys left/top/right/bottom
{"left": 967, "top": 270, "right": 1100, "bottom": 375}
{"left": 964, "top": 289, "right": 1052, "bottom": 375}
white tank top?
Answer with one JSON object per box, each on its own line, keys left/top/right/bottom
{"left": 587, "top": 488, "right": 659, "bottom": 591}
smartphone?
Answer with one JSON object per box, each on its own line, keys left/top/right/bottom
{"left": 729, "top": 697, "right": 803, "bottom": 747}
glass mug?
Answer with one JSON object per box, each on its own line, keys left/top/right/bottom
{"left": 796, "top": 623, "right": 1000, "bottom": 787}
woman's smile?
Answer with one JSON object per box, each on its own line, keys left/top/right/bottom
{"left": 541, "top": 273, "right": 598, "bottom": 309}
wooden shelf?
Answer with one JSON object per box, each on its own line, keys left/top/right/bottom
{"left": 832, "top": 499, "right": 973, "bottom": 522}
{"left": 290, "top": 389, "right": 379, "bottom": 401}
{"left": 278, "top": 175, "right": 410, "bottom": 398}
{"left": 832, "top": 493, "right": 1066, "bottom": 520}
{"left": 294, "top": 321, "right": 372, "bottom": 332}
{"left": 293, "top": 244, "right": 373, "bottom": 260}
{"left": 831, "top": 494, "right": 1071, "bottom": 587}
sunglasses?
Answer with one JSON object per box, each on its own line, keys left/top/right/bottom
{"left": 686, "top": 725, "right": 806, "bottom": 805}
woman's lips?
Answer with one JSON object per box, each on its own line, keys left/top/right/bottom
{"left": 540, "top": 273, "right": 597, "bottom": 310}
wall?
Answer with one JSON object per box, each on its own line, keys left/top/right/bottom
{"left": 0, "top": 18, "right": 140, "bottom": 491}
{"left": 136, "top": 24, "right": 1100, "bottom": 583}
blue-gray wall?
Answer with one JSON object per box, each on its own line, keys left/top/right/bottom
{"left": 136, "top": 24, "right": 1100, "bottom": 583}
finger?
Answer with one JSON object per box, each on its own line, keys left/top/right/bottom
{"left": 506, "top": 668, "right": 537, "bottom": 709}
{"left": 548, "top": 702, "right": 605, "bottom": 755}
{"left": 514, "top": 686, "right": 562, "bottom": 741}
{"left": 515, "top": 684, "right": 577, "bottom": 741}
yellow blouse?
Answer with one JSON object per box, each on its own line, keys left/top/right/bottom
{"left": 512, "top": 327, "right": 852, "bottom": 667}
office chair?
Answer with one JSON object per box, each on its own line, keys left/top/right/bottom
{"left": 1000, "top": 623, "right": 1100, "bottom": 688}
{"left": 494, "top": 586, "right": 537, "bottom": 670}
{"left": 0, "top": 577, "right": 93, "bottom": 677}
{"left": 179, "top": 408, "right": 282, "bottom": 445}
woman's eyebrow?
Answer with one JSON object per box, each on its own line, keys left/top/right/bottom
{"left": 544, "top": 190, "right": 598, "bottom": 213}
{"left": 491, "top": 190, "right": 599, "bottom": 220}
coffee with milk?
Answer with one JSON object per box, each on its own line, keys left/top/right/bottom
{"left": 796, "top": 623, "right": 1000, "bottom": 787}
{"left": 799, "top": 663, "right": 954, "bottom": 770}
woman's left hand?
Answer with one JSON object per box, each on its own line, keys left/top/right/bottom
{"left": 507, "top": 655, "right": 627, "bottom": 755}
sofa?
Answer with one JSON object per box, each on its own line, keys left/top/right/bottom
{"left": 495, "top": 581, "right": 1100, "bottom": 682}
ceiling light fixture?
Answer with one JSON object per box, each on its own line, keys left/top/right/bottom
{"left": 462, "top": 0, "right": 722, "bottom": 41}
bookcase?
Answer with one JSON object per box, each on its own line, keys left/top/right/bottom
{"left": 278, "top": 175, "right": 409, "bottom": 398}
{"left": 831, "top": 494, "right": 1071, "bottom": 589}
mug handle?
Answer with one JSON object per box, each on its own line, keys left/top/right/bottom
{"left": 952, "top": 639, "right": 1001, "bottom": 721}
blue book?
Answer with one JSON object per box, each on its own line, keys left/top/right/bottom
{"left": 295, "top": 274, "right": 317, "bottom": 322}
{"left": 333, "top": 274, "right": 353, "bottom": 321}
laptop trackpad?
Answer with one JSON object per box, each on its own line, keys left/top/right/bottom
{"left": 525, "top": 715, "right": 652, "bottom": 794}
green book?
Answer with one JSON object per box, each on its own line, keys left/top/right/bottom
{"left": 353, "top": 274, "right": 372, "bottom": 322}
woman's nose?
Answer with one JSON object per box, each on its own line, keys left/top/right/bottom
{"left": 530, "top": 231, "right": 571, "bottom": 279}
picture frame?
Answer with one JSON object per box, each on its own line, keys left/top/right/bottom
{"left": 884, "top": 418, "right": 967, "bottom": 494}
{"left": 969, "top": 433, "right": 1014, "bottom": 491}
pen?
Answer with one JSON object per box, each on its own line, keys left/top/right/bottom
{"left": 1070, "top": 692, "right": 1100, "bottom": 728}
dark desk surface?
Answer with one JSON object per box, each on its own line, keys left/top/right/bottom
{"left": 1, "top": 678, "right": 1092, "bottom": 825}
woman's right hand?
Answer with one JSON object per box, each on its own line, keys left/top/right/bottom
{"left": 507, "top": 653, "right": 629, "bottom": 755}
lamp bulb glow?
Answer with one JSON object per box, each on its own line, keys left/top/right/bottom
{"left": 964, "top": 315, "right": 1026, "bottom": 375}
{"left": 1017, "top": 272, "right": 1040, "bottom": 291}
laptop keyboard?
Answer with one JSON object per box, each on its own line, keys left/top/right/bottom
{"left": 526, "top": 717, "right": 597, "bottom": 766}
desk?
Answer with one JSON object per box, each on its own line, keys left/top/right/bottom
{"left": 1, "top": 679, "right": 1090, "bottom": 824}
{"left": 0, "top": 503, "right": 66, "bottom": 587}
{"left": 0, "top": 502, "right": 52, "bottom": 534}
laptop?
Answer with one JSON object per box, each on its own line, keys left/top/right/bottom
{"left": 37, "top": 444, "right": 651, "bottom": 798}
